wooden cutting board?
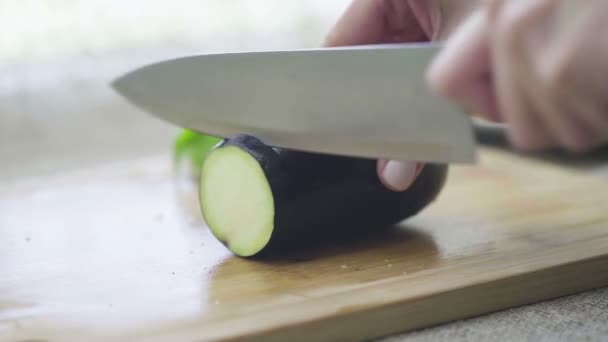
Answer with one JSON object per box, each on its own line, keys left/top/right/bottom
{"left": 1, "top": 146, "right": 607, "bottom": 342}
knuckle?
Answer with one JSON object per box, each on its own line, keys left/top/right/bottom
{"left": 564, "top": 141, "right": 594, "bottom": 154}
{"left": 494, "top": 13, "right": 519, "bottom": 46}
{"left": 507, "top": 130, "right": 545, "bottom": 152}
{"left": 561, "top": 132, "right": 596, "bottom": 154}
{"left": 540, "top": 55, "right": 574, "bottom": 94}
{"left": 492, "top": 4, "right": 530, "bottom": 43}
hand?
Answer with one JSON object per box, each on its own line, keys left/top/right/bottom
{"left": 324, "top": 0, "right": 478, "bottom": 191}
{"left": 428, "top": 0, "right": 608, "bottom": 153}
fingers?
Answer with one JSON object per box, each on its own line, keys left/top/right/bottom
{"left": 406, "top": 0, "right": 437, "bottom": 39}
{"left": 488, "top": 0, "right": 559, "bottom": 150}
{"left": 528, "top": 67, "right": 596, "bottom": 152}
{"left": 429, "top": 0, "right": 608, "bottom": 153}
{"left": 386, "top": 0, "right": 410, "bottom": 33}
{"left": 323, "top": 0, "right": 386, "bottom": 47}
{"left": 568, "top": 94, "right": 608, "bottom": 148}
{"left": 532, "top": 6, "right": 608, "bottom": 152}
{"left": 323, "top": 0, "right": 428, "bottom": 47}
{"left": 325, "top": 0, "right": 429, "bottom": 192}
{"left": 377, "top": 160, "right": 424, "bottom": 192}
{"left": 426, "top": 10, "right": 502, "bottom": 122}
{"left": 491, "top": 0, "right": 602, "bottom": 153}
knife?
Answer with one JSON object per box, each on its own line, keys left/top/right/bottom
{"left": 112, "top": 43, "right": 488, "bottom": 164}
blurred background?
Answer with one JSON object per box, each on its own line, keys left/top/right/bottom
{"left": 0, "top": 0, "right": 351, "bottom": 181}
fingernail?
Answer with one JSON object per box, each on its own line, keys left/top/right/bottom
{"left": 381, "top": 160, "right": 418, "bottom": 191}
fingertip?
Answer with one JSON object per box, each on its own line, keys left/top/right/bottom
{"left": 377, "top": 160, "right": 421, "bottom": 192}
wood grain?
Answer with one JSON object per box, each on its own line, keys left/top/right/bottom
{"left": 1, "top": 147, "right": 607, "bottom": 342}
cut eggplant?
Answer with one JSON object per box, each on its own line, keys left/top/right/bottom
{"left": 199, "top": 134, "right": 448, "bottom": 257}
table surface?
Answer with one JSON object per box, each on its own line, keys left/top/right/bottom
{"left": 2, "top": 44, "right": 608, "bottom": 342}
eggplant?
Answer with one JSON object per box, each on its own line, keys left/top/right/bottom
{"left": 199, "top": 134, "right": 448, "bottom": 257}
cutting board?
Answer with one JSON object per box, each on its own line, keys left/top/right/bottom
{"left": 1, "top": 146, "right": 607, "bottom": 342}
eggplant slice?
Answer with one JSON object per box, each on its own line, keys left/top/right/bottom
{"left": 199, "top": 134, "right": 448, "bottom": 257}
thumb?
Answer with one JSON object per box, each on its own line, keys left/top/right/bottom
{"left": 426, "top": 9, "right": 500, "bottom": 122}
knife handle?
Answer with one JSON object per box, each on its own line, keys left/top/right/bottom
{"left": 471, "top": 118, "right": 508, "bottom": 146}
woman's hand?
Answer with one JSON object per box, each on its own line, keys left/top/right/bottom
{"left": 428, "top": 0, "right": 608, "bottom": 153}
{"left": 323, "top": 0, "right": 435, "bottom": 192}
{"left": 324, "top": 0, "right": 478, "bottom": 191}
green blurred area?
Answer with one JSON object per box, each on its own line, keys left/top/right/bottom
{"left": 173, "top": 129, "right": 222, "bottom": 174}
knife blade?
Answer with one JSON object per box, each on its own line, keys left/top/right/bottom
{"left": 112, "top": 43, "right": 479, "bottom": 164}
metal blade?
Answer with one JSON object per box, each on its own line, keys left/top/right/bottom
{"left": 112, "top": 43, "right": 477, "bottom": 163}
